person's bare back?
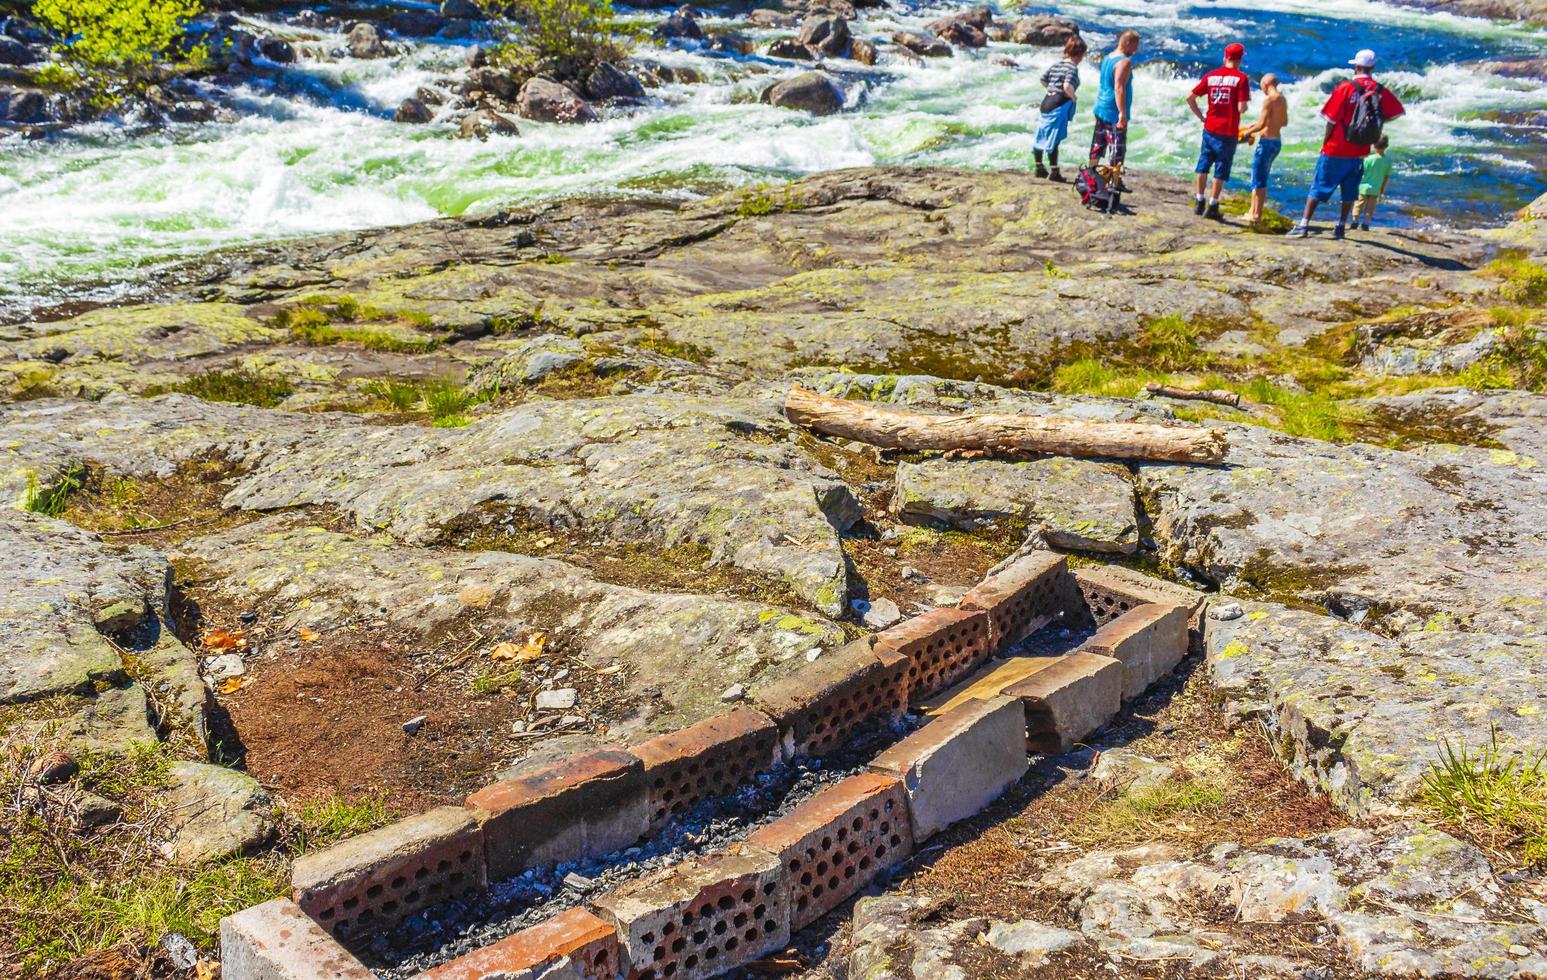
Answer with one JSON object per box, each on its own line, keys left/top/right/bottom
{"left": 1260, "top": 88, "right": 1288, "bottom": 138}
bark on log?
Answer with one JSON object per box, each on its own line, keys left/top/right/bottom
{"left": 1143, "top": 382, "right": 1242, "bottom": 409}
{"left": 784, "top": 386, "right": 1227, "bottom": 464}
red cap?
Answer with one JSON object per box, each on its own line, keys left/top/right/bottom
{"left": 1225, "top": 42, "right": 1245, "bottom": 61}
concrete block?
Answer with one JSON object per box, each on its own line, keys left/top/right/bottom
{"left": 1084, "top": 602, "right": 1189, "bottom": 700}
{"left": 633, "top": 709, "right": 779, "bottom": 834}
{"left": 875, "top": 607, "right": 991, "bottom": 703}
{"left": 220, "top": 898, "right": 375, "bottom": 980}
{"left": 961, "top": 553, "right": 1067, "bottom": 652}
{"left": 467, "top": 748, "right": 648, "bottom": 882}
{"left": 751, "top": 638, "right": 908, "bottom": 760}
{"left": 746, "top": 772, "right": 913, "bottom": 930}
{"left": 1002, "top": 652, "right": 1123, "bottom": 754}
{"left": 1071, "top": 565, "right": 1203, "bottom": 630}
{"left": 593, "top": 843, "right": 790, "bottom": 980}
{"left": 418, "top": 906, "right": 620, "bottom": 980}
{"left": 868, "top": 696, "right": 1027, "bottom": 841}
{"left": 292, "top": 806, "right": 484, "bottom": 943}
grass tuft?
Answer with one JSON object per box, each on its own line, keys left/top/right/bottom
{"left": 1421, "top": 729, "right": 1547, "bottom": 865}
{"left": 292, "top": 794, "right": 392, "bottom": 854}
{"left": 23, "top": 468, "right": 81, "bottom": 518}
{"left": 146, "top": 368, "right": 295, "bottom": 409}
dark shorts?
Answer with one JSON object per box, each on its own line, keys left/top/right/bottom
{"left": 1310, "top": 154, "right": 1365, "bottom": 204}
{"left": 1250, "top": 138, "right": 1281, "bottom": 191}
{"left": 1195, "top": 131, "right": 1239, "bottom": 182}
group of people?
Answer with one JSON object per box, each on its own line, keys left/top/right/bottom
{"left": 1031, "top": 31, "right": 1403, "bottom": 239}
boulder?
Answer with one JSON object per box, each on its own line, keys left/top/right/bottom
{"left": 849, "top": 37, "right": 878, "bottom": 65}
{"left": 516, "top": 76, "right": 598, "bottom": 124}
{"left": 1012, "top": 14, "right": 1081, "bottom": 46}
{"left": 654, "top": 5, "right": 704, "bottom": 41}
{"left": 748, "top": 8, "right": 800, "bottom": 28}
{"left": 0, "top": 36, "right": 35, "bottom": 66}
{"left": 0, "top": 86, "right": 49, "bottom": 124}
{"left": 797, "top": 13, "right": 851, "bottom": 57}
{"left": 415, "top": 85, "right": 447, "bottom": 105}
{"left": 761, "top": 70, "right": 844, "bottom": 115}
{"left": 707, "top": 31, "right": 756, "bottom": 55}
{"left": 255, "top": 36, "right": 295, "bottom": 63}
{"left": 930, "top": 19, "right": 986, "bottom": 48}
{"left": 387, "top": 10, "right": 446, "bottom": 36}
{"left": 456, "top": 107, "right": 520, "bottom": 138}
{"left": 767, "top": 38, "right": 815, "bottom": 60}
{"left": 442, "top": 0, "right": 488, "bottom": 17}
{"left": 809, "top": 0, "right": 857, "bottom": 18}
{"left": 891, "top": 31, "right": 951, "bottom": 57}
{"left": 393, "top": 97, "right": 435, "bottom": 123}
{"left": 471, "top": 66, "right": 518, "bottom": 102}
{"left": 585, "top": 61, "right": 646, "bottom": 101}
{"left": 346, "top": 22, "right": 387, "bottom": 58}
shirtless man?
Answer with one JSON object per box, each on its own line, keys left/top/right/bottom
{"left": 1239, "top": 73, "right": 1288, "bottom": 225}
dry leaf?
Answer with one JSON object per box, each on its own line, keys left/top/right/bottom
{"left": 195, "top": 960, "right": 216, "bottom": 980}
{"left": 534, "top": 536, "right": 555, "bottom": 549}
{"left": 201, "top": 628, "right": 246, "bottom": 652}
{"left": 298, "top": 627, "right": 320, "bottom": 642}
{"left": 595, "top": 664, "right": 624, "bottom": 675}
{"left": 219, "top": 677, "right": 244, "bottom": 695}
{"left": 493, "top": 633, "right": 547, "bottom": 662}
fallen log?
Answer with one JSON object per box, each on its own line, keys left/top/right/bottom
{"left": 784, "top": 386, "right": 1227, "bottom": 464}
{"left": 1143, "top": 382, "right": 1242, "bottom": 409}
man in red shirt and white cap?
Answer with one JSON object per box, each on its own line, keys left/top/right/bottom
{"left": 1187, "top": 42, "right": 1251, "bottom": 221}
{"left": 1287, "top": 48, "right": 1405, "bottom": 240}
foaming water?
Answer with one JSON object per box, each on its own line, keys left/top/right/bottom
{"left": 1, "top": 0, "right": 1544, "bottom": 317}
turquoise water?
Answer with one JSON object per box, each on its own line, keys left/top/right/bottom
{"left": 1, "top": 0, "right": 1544, "bottom": 318}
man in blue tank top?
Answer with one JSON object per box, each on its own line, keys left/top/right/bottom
{"left": 1090, "top": 30, "right": 1140, "bottom": 172}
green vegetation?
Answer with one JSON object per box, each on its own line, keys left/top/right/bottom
{"left": 276, "top": 298, "right": 438, "bottom": 353}
{"left": 1075, "top": 770, "right": 1231, "bottom": 846}
{"left": 635, "top": 330, "right": 713, "bottom": 364}
{"left": 1422, "top": 730, "right": 1547, "bottom": 865}
{"left": 735, "top": 185, "right": 805, "bottom": 218}
{"left": 1221, "top": 195, "right": 1295, "bottom": 234}
{"left": 1487, "top": 254, "right": 1547, "bottom": 307}
{"left": 471, "top": 666, "right": 524, "bottom": 694}
{"left": 360, "top": 376, "right": 489, "bottom": 426}
{"left": 145, "top": 368, "right": 295, "bottom": 408}
{"left": 292, "top": 794, "right": 392, "bottom": 855}
{"left": 22, "top": 468, "right": 80, "bottom": 518}
{"left": 0, "top": 738, "right": 286, "bottom": 971}
{"left": 31, "top": 0, "right": 205, "bottom": 105}
{"left": 486, "top": 0, "right": 625, "bottom": 84}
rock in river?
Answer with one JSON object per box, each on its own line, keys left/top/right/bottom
{"left": 761, "top": 71, "right": 844, "bottom": 115}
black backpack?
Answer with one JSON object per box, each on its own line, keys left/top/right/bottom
{"left": 1344, "top": 81, "right": 1386, "bottom": 146}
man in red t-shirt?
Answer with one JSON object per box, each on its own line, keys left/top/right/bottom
{"left": 1187, "top": 42, "right": 1251, "bottom": 221}
{"left": 1288, "top": 49, "right": 1405, "bottom": 240}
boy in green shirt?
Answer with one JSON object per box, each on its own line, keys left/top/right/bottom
{"left": 1354, "top": 136, "right": 1392, "bottom": 231}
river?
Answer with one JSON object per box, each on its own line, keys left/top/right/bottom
{"left": 1, "top": 0, "right": 1544, "bottom": 319}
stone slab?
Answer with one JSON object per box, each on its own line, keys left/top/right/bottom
{"left": 1003, "top": 652, "right": 1123, "bottom": 754}
{"left": 1084, "top": 602, "right": 1189, "bottom": 701}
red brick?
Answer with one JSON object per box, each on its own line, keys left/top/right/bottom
{"left": 746, "top": 773, "right": 913, "bottom": 930}
{"left": 220, "top": 898, "right": 375, "bottom": 980}
{"left": 875, "top": 607, "right": 991, "bottom": 702}
{"left": 1072, "top": 566, "right": 1203, "bottom": 630}
{"left": 633, "top": 709, "right": 779, "bottom": 835}
{"left": 418, "top": 907, "right": 619, "bottom": 980}
{"left": 592, "top": 844, "right": 790, "bottom": 980}
{"left": 291, "top": 806, "right": 485, "bottom": 945}
{"left": 751, "top": 638, "right": 908, "bottom": 760}
{"left": 961, "top": 553, "right": 1068, "bottom": 652}
{"left": 1084, "top": 602, "right": 1189, "bottom": 701}
{"left": 467, "top": 748, "right": 648, "bottom": 882}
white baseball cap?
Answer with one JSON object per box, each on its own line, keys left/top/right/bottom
{"left": 1349, "top": 49, "right": 1377, "bottom": 68}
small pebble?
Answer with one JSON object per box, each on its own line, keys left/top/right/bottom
{"left": 1209, "top": 602, "right": 1244, "bottom": 621}
{"left": 402, "top": 715, "right": 427, "bottom": 735}
{"left": 720, "top": 683, "right": 745, "bottom": 702}
{"left": 805, "top": 648, "right": 822, "bottom": 663}
{"left": 535, "top": 688, "right": 578, "bottom": 711}
{"left": 1509, "top": 945, "right": 1530, "bottom": 956}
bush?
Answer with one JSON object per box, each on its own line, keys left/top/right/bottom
{"left": 486, "top": 0, "right": 625, "bottom": 83}
{"left": 31, "top": 0, "right": 205, "bottom": 104}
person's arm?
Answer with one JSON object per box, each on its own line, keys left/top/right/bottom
{"left": 1187, "top": 90, "right": 1205, "bottom": 123}
{"left": 1064, "top": 78, "right": 1078, "bottom": 101}
{"left": 1115, "top": 60, "right": 1132, "bottom": 128}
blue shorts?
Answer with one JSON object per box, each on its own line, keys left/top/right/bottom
{"left": 1310, "top": 154, "right": 1365, "bottom": 204}
{"left": 1249, "top": 138, "right": 1281, "bottom": 191}
{"left": 1195, "top": 131, "right": 1239, "bottom": 182}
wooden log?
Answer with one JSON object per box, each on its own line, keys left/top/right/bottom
{"left": 784, "top": 387, "right": 1227, "bottom": 464}
{"left": 1143, "top": 382, "right": 1242, "bottom": 409}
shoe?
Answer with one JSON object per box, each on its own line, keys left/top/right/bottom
{"left": 1034, "top": 163, "right": 1049, "bottom": 179}
{"left": 1116, "top": 178, "right": 1131, "bottom": 192}
{"left": 1360, "top": 222, "right": 1371, "bottom": 232}
{"left": 1048, "top": 167, "right": 1065, "bottom": 183}
{"left": 1333, "top": 224, "right": 1346, "bottom": 240}
{"left": 1194, "top": 197, "right": 1207, "bottom": 215}
{"left": 1286, "top": 224, "right": 1309, "bottom": 239}
{"left": 1204, "top": 202, "right": 1223, "bottom": 222}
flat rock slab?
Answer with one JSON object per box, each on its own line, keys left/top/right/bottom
{"left": 160, "top": 761, "right": 277, "bottom": 865}
{"left": 1040, "top": 823, "right": 1547, "bottom": 978}
{"left": 1358, "top": 386, "right": 1547, "bottom": 459}
{"left": 1206, "top": 600, "right": 1546, "bottom": 816}
{"left": 177, "top": 516, "right": 844, "bottom": 740}
{"left": 893, "top": 457, "right": 1138, "bottom": 554}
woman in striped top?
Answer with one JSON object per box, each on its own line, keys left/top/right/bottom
{"left": 1034, "top": 36, "right": 1088, "bottom": 182}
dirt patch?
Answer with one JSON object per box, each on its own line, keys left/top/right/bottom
{"left": 59, "top": 460, "right": 253, "bottom": 551}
